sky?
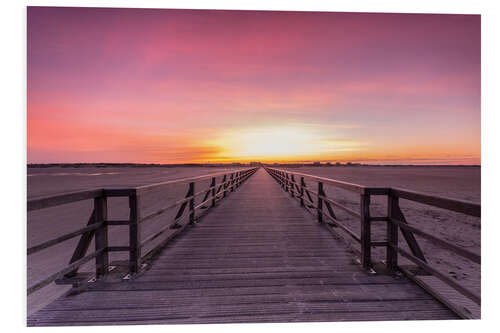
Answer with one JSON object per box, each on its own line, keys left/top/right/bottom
{"left": 27, "top": 7, "right": 481, "bottom": 164}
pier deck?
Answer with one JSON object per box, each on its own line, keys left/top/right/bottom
{"left": 28, "top": 169, "right": 458, "bottom": 325}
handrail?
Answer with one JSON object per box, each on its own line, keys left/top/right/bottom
{"left": 27, "top": 222, "right": 104, "bottom": 255}
{"left": 28, "top": 189, "right": 104, "bottom": 211}
{"left": 264, "top": 166, "right": 481, "bottom": 309}
{"left": 134, "top": 168, "right": 255, "bottom": 194}
{"left": 391, "top": 218, "right": 480, "bottom": 264}
{"left": 265, "top": 166, "right": 365, "bottom": 237}
{"left": 266, "top": 167, "right": 368, "bottom": 194}
{"left": 27, "top": 167, "right": 259, "bottom": 295}
{"left": 138, "top": 171, "right": 249, "bottom": 224}
{"left": 390, "top": 187, "right": 480, "bottom": 217}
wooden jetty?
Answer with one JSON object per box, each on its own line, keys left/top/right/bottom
{"left": 27, "top": 167, "right": 480, "bottom": 325}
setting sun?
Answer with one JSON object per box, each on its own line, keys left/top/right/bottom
{"left": 207, "top": 126, "right": 363, "bottom": 162}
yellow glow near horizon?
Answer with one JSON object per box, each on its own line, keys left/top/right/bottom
{"left": 209, "top": 126, "right": 363, "bottom": 162}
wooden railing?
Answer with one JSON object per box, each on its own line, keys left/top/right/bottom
{"left": 27, "top": 167, "right": 258, "bottom": 295}
{"left": 264, "top": 167, "right": 481, "bottom": 311}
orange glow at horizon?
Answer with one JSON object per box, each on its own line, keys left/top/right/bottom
{"left": 202, "top": 126, "right": 364, "bottom": 163}
{"left": 27, "top": 8, "right": 481, "bottom": 165}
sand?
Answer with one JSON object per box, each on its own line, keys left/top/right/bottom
{"left": 27, "top": 165, "right": 480, "bottom": 317}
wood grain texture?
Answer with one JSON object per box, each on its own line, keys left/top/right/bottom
{"left": 27, "top": 169, "right": 458, "bottom": 326}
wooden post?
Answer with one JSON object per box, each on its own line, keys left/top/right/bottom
{"left": 300, "top": 177, "right": 305, "bottom": 206}
{"left": 211, "top": 177, "right": 216, "bottom": 207}
{"left": 285, "top": 173, "right": 289, "bottom": 192}
{"left": 128, "top": 191, "right": 141, "bottom": 274}
{"left": 64, "top": 210, "right": 96, "bottom": 278}
{"left": 94, "top": 195, "right": 108, "bottom": 277}
{"left": 319, "top": 184, "right": 337, "bottom": 220}
{"left": 317, "top": 182, "right": 324, "bottom": 223}
{"left": 222, "top": 175, "right": 227, "bottom": 198}
{"left": 387, "top": 193, "right": 399, "bottom": 272}
{"left": 360, "top": 193, "right": 371, "bottom": 269}
{"left": 290, "top": 174, "right": 295, "bottom": 197}
{"left": 388, "top": 191, "right": 427, "bottom": 263}
{"left": 189, "top": 182, "right": 195, "bottom": 224}
{"left": 230, "top": 173, "right": 234, "bottom": 192}
{"left": 236, "top": 172, "right": 240, "bottom": 188}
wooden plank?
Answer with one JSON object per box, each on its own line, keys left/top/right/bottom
{"left": 28, "top": 189, "right": 103, "bottom": 211}
{"left": 392, "top": 218, "right": 480, "bottom": 264}
{"left": 399, "top": 266, "right": 474, "bottom": 319}
{"left": 28, "top": 221, "right": 103, "bottom": 255}
{"left": 103, "top": 188, "right": 136, "bottom": 197}
{"left": 391, "top": 188, "right": 480, "bottom": 217}
{"left": 396, "top": 246, "right": 480, "bottom": 305}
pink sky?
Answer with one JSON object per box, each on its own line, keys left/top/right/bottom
{"left": 27, "top": 7, "right": 480, "bottom": 164}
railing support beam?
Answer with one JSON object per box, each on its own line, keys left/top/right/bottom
{"left": 300, "top": 177, "right": 305, "bottom": 206}
{"left": 222, "top": 175, "right": 227, "bottom": 198}
{"left": 360, "top": 193, "right": 371, "bottom": 269}
{"left": 188, "top": 182, "right": 195, "bottom": 224}
{"left": 317, "top": 182, "right": 324, "bottom": 224}
{"left": 387, "top": 194, "right": 399, "bottom": 272}
{"left": 129, "top": 191, "right": 141, "bottom": 274}
{"left": 211, "top": 177, "right": 216, "bottom": 207}
{"left": 94, "top": 195, "right": 109, "bottom": 277}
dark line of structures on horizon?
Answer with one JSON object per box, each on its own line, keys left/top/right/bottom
{"left": 27, "top": 162, "right": 481, "bottom": 168}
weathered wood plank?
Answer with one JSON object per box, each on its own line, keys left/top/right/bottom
{"left": 28, "top": 189, "right": 103, "bottom": 211}
{"left": 390, "top": 188, "right": 480, "bottom": 217}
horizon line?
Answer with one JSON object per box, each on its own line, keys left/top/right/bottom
{"left": 27, "top": 162, "right": 481, "bottom": 167}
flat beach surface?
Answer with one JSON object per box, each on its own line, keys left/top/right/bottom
{"left": 27, "top": 166, "right": 480, "bottom": 317}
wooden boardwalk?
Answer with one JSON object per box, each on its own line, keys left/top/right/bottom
{"left": 28, "top": 169, "right": 458, "bottom": 325}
